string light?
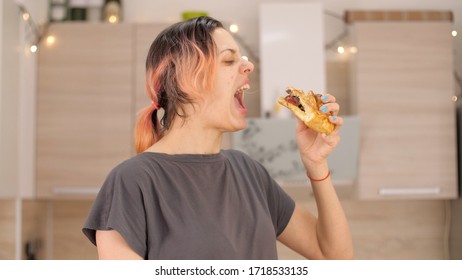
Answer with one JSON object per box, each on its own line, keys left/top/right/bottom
{"left": 46, "top": 35, "right": 56, "bottom": 45}
{"left": 229, "top": 24, "right": 239, "bottom": 33}
{"left": 108, "top": 15, "right": 118, "bottom": 23}
{"left": 452, "top": 30, "right": 458, "bottom": 37}
{"left": 332, "top": 45, "right": 358, "bottom": 55}
{"left": 30, "top": 45, "right": 38, "bottom": 53}
{"left": 17, "top": 3, "right": 48, "bottom": 54}
{"left": 22, "top": 12, "right": 30, "bottom": 21}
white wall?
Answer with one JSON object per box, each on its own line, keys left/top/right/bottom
{"left": 260, "top": 2, "right": 326, "bottom": 117}
{"left": 0, "top": 0, "right": 44, "bottom": 198}
{"left": 0, "top": 0, "right": 3, "bottom": 196}
{"left": 0, "top": 0, "right": 20, "bottom": 198}
{"left": 0, "top": 0, "right": 3, "bottom": 147}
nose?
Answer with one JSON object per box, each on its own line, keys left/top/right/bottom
{"left": 240, "top": 57, "right": 254, "bottom": 74}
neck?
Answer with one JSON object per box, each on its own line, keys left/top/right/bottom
{"left": 146, "top": 117, "right": 224, "bottom": 155}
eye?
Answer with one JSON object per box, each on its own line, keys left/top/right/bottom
{"left": 222, "top": 53, "right": 239, "bottom": 65}
{"left": 224, "top": 59, "right": 237, "bottom": 65}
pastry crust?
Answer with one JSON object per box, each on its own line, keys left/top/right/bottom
{"left": 277, "top": 87, "right": 335, "bottom": 134}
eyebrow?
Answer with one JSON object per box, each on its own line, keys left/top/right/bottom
{"left": 220, "top": 48, "right": 237, "bottom": 54}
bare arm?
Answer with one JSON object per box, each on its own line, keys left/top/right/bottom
{"left": 278, "top": 160, "right": 353, "bottom": 259}
{"left": 278, "top": 94, "right": 353, "bottom": 259}
{"left": 95, "top": 230, "right": 143, "bottom": 260}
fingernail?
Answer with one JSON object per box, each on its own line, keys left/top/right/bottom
{"left": 322, "top": 95, "right": 328, "bottom": 102}
{"left": 321, "top": 106, "right": 328, "bottom": 113}
{"left": 330, "top": 116, "right": 337, "bottom": 121}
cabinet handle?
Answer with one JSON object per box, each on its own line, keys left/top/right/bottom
{"left": 53, "top": 187, "right": 100, "bottom": 196}
{"left": 379, "top": 187, "right": 441, "bottom": 196}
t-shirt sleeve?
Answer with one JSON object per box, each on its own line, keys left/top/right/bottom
{"left": 82, "top": 163, "right": 147, "bottom": 259}
{"left": 264, "top": 169, "right": 296, "bottom": 236}
{"left": 248, "top": 155, "right": 295, "bottom": 237}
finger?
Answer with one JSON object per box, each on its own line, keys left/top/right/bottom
{"left": 321, "top": 93, "right": 336, "bottom": 103}
{"left": 329, "top": 115, "right": 343, "bottom": 134}
{"left": 322, "top": 130, "right": 341, "bottom": 148}
{"left": 296, "top": 120, "right": 318, "bottom": 137}
{"left": 319, "top": 103, "right": 340, "bottom": 115}
{"left": 329, "top": 115, "right": 343, "bottom": 126}
{"left": 296, "top": 119, "right": 307, "bottom": 132}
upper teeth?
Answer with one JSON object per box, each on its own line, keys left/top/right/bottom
{"left": 236, "top": 84, "right": 250, "bottom": 94}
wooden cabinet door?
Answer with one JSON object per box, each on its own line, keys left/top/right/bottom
{"left": 37, "top": 23, "right": 133, "bottom": 198}
{"left": 133, "top": 23, "right": 169, "bottom": 113}
{"left": 351, "top": 21, "right": 458, "bottom": 199}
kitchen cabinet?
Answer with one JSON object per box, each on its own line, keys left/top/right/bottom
{"left": 37, "top": 23, "right": 133, "bottom": 198}
{"left": 36, "top": 22, "right": 166, "bottom": 198}
{"left": 348, "top": 13, "right": 458, "bottom": 199}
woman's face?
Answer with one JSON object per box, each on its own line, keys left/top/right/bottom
{"left": 198, "top": 27, "right": 254, "bottom": 132}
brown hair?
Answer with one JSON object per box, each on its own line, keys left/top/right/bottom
{"left": 134, "top": 16, "right": 223, "bottom": 153}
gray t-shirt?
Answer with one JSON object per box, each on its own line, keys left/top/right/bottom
{"left": 82, "top": 149, "right": 295, "bottom": 259}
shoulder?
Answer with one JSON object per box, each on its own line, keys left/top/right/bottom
{"left": 103, "top": 153, "right": 160, "bottom": 187}
{"left": 222, "top": 149, "right": 270, "bottom": 177}
{"left": 222, "top": 149, "right": 252, "bottom": 161}
{"left": 110, "top": 153, "right": 147, "bottom": 176}
{"left": 222, "top": 149, "right": 260, "bottom": 168}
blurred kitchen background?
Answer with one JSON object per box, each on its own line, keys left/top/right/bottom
{"left": 1, "top": 0, "right": 461, "bottom": 260}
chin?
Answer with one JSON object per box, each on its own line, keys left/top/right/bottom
{"left": 231, "top": 119, "right": 247, "bottom": 132}
{"left": 222, "top": 118, "right": 247, "bottom": 133}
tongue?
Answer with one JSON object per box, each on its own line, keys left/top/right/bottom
{"left": 235, "top": 93, "right": 246, "bottom": 110}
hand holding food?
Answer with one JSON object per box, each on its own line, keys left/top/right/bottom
{"left": 277, "top": 86, "right": 335, "bottom": 135}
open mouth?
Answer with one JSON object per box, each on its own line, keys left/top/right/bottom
{"left": 234, "top": 84, "right": 250, "bottom": 111}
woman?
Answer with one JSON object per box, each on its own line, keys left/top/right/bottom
{"left": 82, "top": 16, "right": 353, "bottom": 260}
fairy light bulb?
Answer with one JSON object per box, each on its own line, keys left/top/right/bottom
{"left": 22, "top": 12, "right": 30, "bottom": 21}
{"left": 103, "top": 0, "right": 122, "bottom": 23}
{"left": 30, "top": 45, "right": 38, "bottom": 53}
{"left": 108, "top": 15, "right": 118, "bottom": 23}
{"left": 46, "top": 35, "right": 56, "bottom": 45}
{"left": 452, "top": 30, "right": 458, "bottom": 37}
{"left": 337, "top": 46, "right": 345, "bottom": 54}
{"left": 229, "top": 24, "right": 239, "bottom": 33}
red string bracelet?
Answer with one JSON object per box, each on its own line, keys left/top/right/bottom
{"left": 306, "top": 170, "right": 331, "bottom": 182}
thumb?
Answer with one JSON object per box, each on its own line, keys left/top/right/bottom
{"left": 296, "top": 120, "right": 307, "bottom": 133}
